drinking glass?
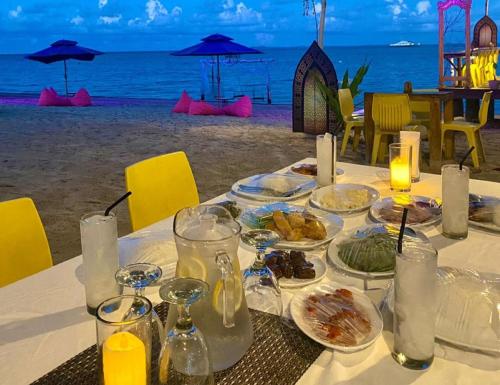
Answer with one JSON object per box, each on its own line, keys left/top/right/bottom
{"left": 241, "top": 229, "right": 283, "bottom": 316}
{"left": 400, "top": 131, "right": 420, "bottom": 182}
{"left": 115, "top": 263, "right": 164, "bottom": 340}
{"left": 392, "top": 244, "right": 437, "bottom": 370}
{"left": 158, "top": 278, "right": 213, "bottom": 385}
{"left": 442, "top": 164, "right": 469, "bottom": 239}
{"left": 389, "top": 143, "right": 412, "bottom": 192}
{"left": 96, "top": 295, "right": 154, "bottom": 385}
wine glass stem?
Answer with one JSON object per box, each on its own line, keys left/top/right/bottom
{"left": 254, "top": 246, "right": 266, "bottom": 268}
{"left": 135, "top": 287, "right": 145, "bottom": 297}
{"left": 175, "top": 304, "right": 193, "bottom": 331}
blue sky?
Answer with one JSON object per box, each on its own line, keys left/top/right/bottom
{"left": 0, "top": 1, "right": 498, "bottom": 53}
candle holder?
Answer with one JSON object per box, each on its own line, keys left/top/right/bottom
{"left": 441, "top": 164, "right": 469, "bottom": 239}
{"left": 400, "top": 131, "right": 420, "bottom": 182}
{"left": 96, "top": 295, "right": 155, "bottom": 385}
{"left": 389, "top": 143, "right": 412, "bottom": 192}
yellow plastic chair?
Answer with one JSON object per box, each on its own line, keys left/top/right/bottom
{"left": 441, "top": 91, "right": 492, "bottom": 169}
{"left": 338, "top": 88, "right": 364, "bottom": 156}
{"left": 0, "top": 197, "right": 53, "bottom": 287}
{"left": 125, "top": 151, "right": 199, "bottom": 231}
{"left": 371, "top": 94, "right": 416, "bottom": 165}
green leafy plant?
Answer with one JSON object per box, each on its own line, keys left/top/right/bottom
{"left": 315, "top": 63, "right": 369, "bottom": 135}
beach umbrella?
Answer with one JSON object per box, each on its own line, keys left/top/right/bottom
{"left": 26, "top": 40, "right": 103, "bottom": 96}
{"left": 172, "top": 34, "right": 262, "bottom": 101}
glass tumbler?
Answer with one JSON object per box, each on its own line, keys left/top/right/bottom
{"left": 96, "top": 295, "right": 154, "bottom": 385}
{"left": 400, "top": 131, "right": 420, "bottom": 182}
{"left": 442, "top": 164, "right": 469, "bottom": 239}
{"left": 392, "top": 244, "right": 437, "bottom": 370}
{"left": 389, "top": 143, "right": 412, "bottom": 192}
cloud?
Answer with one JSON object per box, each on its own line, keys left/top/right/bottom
{"left": 146, "top": 0, "right": 168, "bottom": 22}
{"left": 128, "top": 17, "right": 142, "bottom": 26}
{"left": 98, "top": 0, "right": 108, "bottom": 9}
{"left": 99, "top": 15, "right": 122, "bottom": 24}
{"left": 255, "top": 32, "right": 274, "bottom": 45}
{"left": 70, "top": 15, "right": 84, "bottom": 25}
{"left": 416, "top": 1, "right": 431, "bottom": 15}
{"left": 8, "top": 5, "right": 22, "bottom": 18}
{"left": 171, "top": 6, "right": 182, "bottom": 18}
{"left": 219, "top": 2, "right": 262, "bottom": 24}
{"left": 386, "top": 0, "right": 407, "bottom": 19}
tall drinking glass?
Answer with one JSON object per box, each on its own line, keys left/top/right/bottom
{"left": 442, "top": 164, "right": 469, "bottom": 239}
{"left": 389, "top": 143, "right": 412, "bottom": 192}
{"left": 400, "top": 131, "right": 420, "bottom": 182}
{"left": 80, "top": 211, "right": 121, "bottom": 315}
{"left": 96, "top": 295, "right": 153, "bottom": 385}
{"left": 392, "top": 244, "right": 437, "bottom": 370}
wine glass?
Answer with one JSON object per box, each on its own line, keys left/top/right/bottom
{"left": 115, "top": 263, "right": 164, "bottom": 339}
{"left": 241, "top": 229, "right": 283, "bottom": 316}
{"left": 158, "top": 277, "right": 213, "bottom": 385}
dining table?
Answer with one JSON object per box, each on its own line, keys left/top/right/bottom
{"left": 1, "top": 159, "right": 499, "bottom": 385}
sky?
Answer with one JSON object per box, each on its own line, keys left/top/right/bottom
{"left": 0, "top": 0, "right": 498, "bottom": 53}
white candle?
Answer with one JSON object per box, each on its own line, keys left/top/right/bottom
{"left": 316, "top": 133, "right": 332, "bottom": 186}
{"left": 400, "top": 131, "right": 420, "bottom": 182}
{"left": 332, "top": 135, "right": 337, "bottom": 185}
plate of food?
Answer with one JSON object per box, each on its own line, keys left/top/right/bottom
{"left": 264, "top": 250, "right": 327, "bottom": 288}
{"left": 240, "top": 202, "right": 344, "bottom": 250}
{"left": 290, "top": 283, "right": 383, "bottom": 352}
{"left": 289, "top": 163, "right": 344, "bottom": 178}
{"left": 327, "top": 224, "right": 430, "bottom": 279}
{"left": 309, "top": 184, "right": 380, "bottom": 214}
{"left": 469, "top": 193, "right": 500, "bottom": 233}
{"left": 231, "top": 173, "right": 316, "bottom": 202}
{"left": 370, "top": 195, "right": 442, "bottom": 227}
{"left": 386, "top": 267, "right": 500, "bottom": 353}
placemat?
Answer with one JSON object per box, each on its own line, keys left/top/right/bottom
{"left": 31, "top": 302, "right": 324, "bottom": 385}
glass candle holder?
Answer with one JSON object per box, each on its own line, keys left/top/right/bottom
{"left": 80, "top": 211, "right": 121, "bottom": 315}
{"left": 400, "top": 131, "right": 420, "bottom": 182}
{"left": 389, "top": 143, "right": 412, "bottom": 192}
{"left": 316, "top": 134, "right": 333, "bottom": 187}
{"left": 96, "top": 295, "right": 153, "bottom": 385}
{"left": 393, "top": 244, "right": 437, "bottom": 370}
{"left": 442, "top": 164, "right": 469, "bottom": 239}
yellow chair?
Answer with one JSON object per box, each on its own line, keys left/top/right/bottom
{"left": 441, "top": 91, "right": 492, "bottom": 169}
{"left": 371, "top": 94, "right": 416, "bottom": 165}
{"left": 125, "top": 151, "right": 199, "bottom": 231}
{"left": 338, "top": 88, "right": 364, "bottom": 156}
{"left": 0, "top": 197, "right": 53, "bottom": 287}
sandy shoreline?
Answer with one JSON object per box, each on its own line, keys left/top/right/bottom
{"left": 1, "top": 99, "right": 499, "bottom": 264}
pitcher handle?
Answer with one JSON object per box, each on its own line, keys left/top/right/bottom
{"left": 215, "top": 251, "right": 235, "bottom": 328}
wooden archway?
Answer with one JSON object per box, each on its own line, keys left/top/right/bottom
{"left": 292, "top": 41, "right": 339, "bottom": 134}
{"left": 472, "top": 15, "right": 497, "bottom": 48}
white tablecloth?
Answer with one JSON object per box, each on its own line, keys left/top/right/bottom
{"left": 1, "top": 159, "right": 499, "bottom": 385}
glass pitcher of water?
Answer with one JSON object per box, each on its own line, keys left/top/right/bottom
{"left": 167, "top": 205, "right": 253, "bottom": 371}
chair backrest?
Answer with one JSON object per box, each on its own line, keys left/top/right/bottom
{"left": 125, "top": 151, "right": 199, "bottom": 231}
{"left": 478, "top": 91, "right": 493, "bottom": 126}
{"left": 372, "top": 94, "right": 412, "bottom": 132}
{"left": 338, "top": 88, "right": 354, "bottom": 120}
{"left": 0, "top": 197, "right": 53, "bottom": 287}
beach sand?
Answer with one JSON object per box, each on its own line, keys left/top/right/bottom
{"left": 1, "top": 100, "right": 499, "bottom": 264}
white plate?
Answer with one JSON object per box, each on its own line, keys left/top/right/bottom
{"left": 279, "top": 256, "right": 327, "bottom": 289}
{"left": 309, "top": 183, "right": 380, "bottom": 214}
{"left": 240, "top": 203, "right": 344, "bottom": 250}
{"left": 469, "top": 193, "right": 500, "bottom": 233}
{"left": 231, "top": 173, "right": 316, "bottom": 202}
{"left": 386, "top": 267, "right": 500, "bottom": 353}
{"left": 327, "top": 224, "right": 430, "bottom": 279}
{"left": 290, "top": 282, "right": 383, "bottom": 352}
{"left": 369, "top": 195, "right": 442, "bottom": 228}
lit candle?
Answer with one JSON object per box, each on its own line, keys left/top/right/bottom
{"left": 390, "top": 157, "right": 411, "bottom": 192}
{"left": 103, "top": 331, "right": 147, "bottom": 385}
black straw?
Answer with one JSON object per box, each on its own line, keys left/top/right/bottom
{"left": 105, "top": 191, "right": 132, "bottom": 216}
{"left": 459, "top": 146, "right": 475, "bottom": 170}
{"left": 397, "top": 208, "right": 409, "bottom": 254}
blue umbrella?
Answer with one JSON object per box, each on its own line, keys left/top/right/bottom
{"left": 26, "top": 40, "right": 103, "bottom": 96}
{"left": 172, "top": 34, "right": 262, "bottom": 101}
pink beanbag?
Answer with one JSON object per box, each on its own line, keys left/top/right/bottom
{"left": 173, "top": 90, "right": 192, "bottom": 113}
{"left": 188, "top": 100, "right": 223, "bottom": 116}
{"left": 223, "top": 96, "right": 252, "bottom": 118}
{"left": 38, "top": 88, "right": 71, "bottom": 106}
{"left": 71, "top": 88, "right": 92, "bottom": 107}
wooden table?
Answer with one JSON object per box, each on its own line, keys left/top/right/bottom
{"left": 438, "top": 87, "right": 500, "bottom": 124}
{"left": 364, "top": 91, "right": 455, "bottom": 173}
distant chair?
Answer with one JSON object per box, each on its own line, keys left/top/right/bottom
{"left": 338, "top": 88, "right": 364, "bottom": 156}
{"left": 0, "top": 197, "right": 53, "bottom": 287}
{"left": 371, "top": 94, "right": 420, "bottom": 165}
{"left": 125, "top": 151, "right": 199, "bottom": 231}
{"left": 441, "top": 91, "right": 492, "bottom": 169}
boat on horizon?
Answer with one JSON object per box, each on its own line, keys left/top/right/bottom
{"left": 389, "top": 40, "right": 420, "bottom": 47}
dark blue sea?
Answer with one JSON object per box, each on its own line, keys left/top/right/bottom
{"left": 0, "top": 44, "right": 486, "bottom": 106}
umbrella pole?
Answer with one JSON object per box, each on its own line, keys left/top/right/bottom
{"left": 217, "top": 55, "right": 221, "bottom": 104}
{"left": 64, "top": 60, "right": 68, "bottom": 96}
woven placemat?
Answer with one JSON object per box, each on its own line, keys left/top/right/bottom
{"left": 32, "top": 302, "right": 324, "bottom": 385}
